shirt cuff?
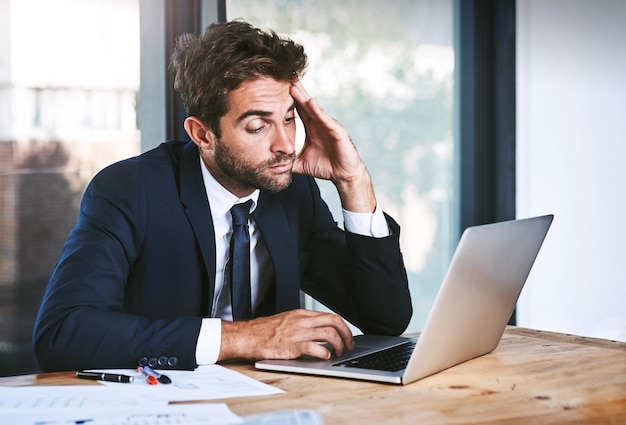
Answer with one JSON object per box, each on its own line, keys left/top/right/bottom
{"left": 342, "top": 204, "right": 391, "bottom": 238}
{"left": 195, "top": 318, "right": 221, "bottom": 365}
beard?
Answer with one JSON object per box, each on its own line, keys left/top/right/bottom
{"left": 213, "top": 138, "right": 295, "bottom": 193}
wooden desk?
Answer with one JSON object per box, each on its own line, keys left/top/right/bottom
{"left": 3, "top": 327, "right": 625, "bottom": 424}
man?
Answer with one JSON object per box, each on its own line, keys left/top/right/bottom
{"left": 33, "top": 20, "right": 412, "bottom": 372}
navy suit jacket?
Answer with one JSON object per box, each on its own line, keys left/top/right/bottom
{"left": 33, "top": 141, "right": 412, "bottom": 372}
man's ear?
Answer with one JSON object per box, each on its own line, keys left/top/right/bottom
{"left": 184, "top": 116, "right": 217, "bottom": 150}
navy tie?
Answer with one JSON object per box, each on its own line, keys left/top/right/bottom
{"left": 229, "top": 200, "right": 253, "bottom": 321}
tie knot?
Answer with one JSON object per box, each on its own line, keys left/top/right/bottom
{"left": 230, "top": 200, "right": 252, "bottom": 227}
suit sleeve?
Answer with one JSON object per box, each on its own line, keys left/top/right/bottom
{"left": 298, "top": 177, "right": 413, "bottom": 336}
{"left": 32, "top": 161, "right": 202, "bottom": 372}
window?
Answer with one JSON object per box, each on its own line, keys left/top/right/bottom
{"left": 0, "top": 0, "right": 141, "bottom": 376}
{"left": 226, "top": 0, "right": 457, "bottom": 332}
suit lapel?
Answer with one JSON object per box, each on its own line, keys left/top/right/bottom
{"left": 178, "top": 142, "right": 217, "bottom": 316}
{"left": 253, "top": 192, "right": 301, "bottom": 313}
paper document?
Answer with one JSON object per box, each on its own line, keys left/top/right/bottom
{"left": 98, "top": 364, "right": 284, "bottom": 402}
{"left": 0, "top": 365, "right": 283, "bottom": 424}
{"left": 0, "top": 385, "right": 149, "bottom": 409}
{"left": 242, "top": 409, "right": 324, "bottom": 425}
{"left": 0, "top": 365, "right": 281, "bottom": 407}
{"left": 0, "top": 403, "right": 243, "bottom": 425}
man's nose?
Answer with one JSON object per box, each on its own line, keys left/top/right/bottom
{"left": 272, "top": 125, "right": 296, "bottom": 154}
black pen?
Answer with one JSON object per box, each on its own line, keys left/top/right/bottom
{"left": 140, "top": 365, "right": 172, "bottom": 384}
{"left": 76, "top": 371, "right": 134, "bottom": 383}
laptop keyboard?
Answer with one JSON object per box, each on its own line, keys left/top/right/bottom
{"left": 333, "top": 340, "right": 416, "bottom": 372}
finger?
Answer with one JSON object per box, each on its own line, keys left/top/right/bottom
{"left": 275, "top": 310, "right": 354, "bottom": 347}
{"left": 298, "top": 341, "right": 333, "bottom": 360}
{"left": 299, "top": 98, "right": 341, "bottom": 135}
{"left": 290, "top": 82, "right": 310, "bottom": 106}
{"left": 311, "top": 326, "right": 349, "bottom": 357}
{"left": 325, "top": 314, "right": 354, "bottom": 348}
{"left": 290, "top": 85, "right": 312, "bottom": 123}
{"left": 290, "top": 83, "right": 326, "bottom": 125}
{"left": 329, "top": 319, "right": 355, "bottom": 354}
{"left": 305, "top": 313, "right": 354, "bottom": 356}
{"left": 292, "top": 80, "right": 312, "bottom": 101}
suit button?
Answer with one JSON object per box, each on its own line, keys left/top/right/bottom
{"left": 158, "top": 356, "right": 168, "bottom": 367}
{"left": 167, "top": 357, "right": 178, "bottom": 367}
{"left": 148, "top": 357, "right": 158, "bottom": 368}
{"left": 137, "top": 357, "right": 148, "bottom": 367}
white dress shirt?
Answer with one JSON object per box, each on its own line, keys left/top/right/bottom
{"left": 195, "top": 155, "right": 390, "bottom": 364}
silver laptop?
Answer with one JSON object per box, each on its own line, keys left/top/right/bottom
{"left": 256, "top": 214, "right": 554, "bottom": 385}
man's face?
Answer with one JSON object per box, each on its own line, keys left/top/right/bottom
{"left": 204, "top": 76, "right": 297, "bottom": 197}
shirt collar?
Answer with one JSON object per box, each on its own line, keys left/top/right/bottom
{"left": 199, "top": 154, "right": 259, "bottom": 221}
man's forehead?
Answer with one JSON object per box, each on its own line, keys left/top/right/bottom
{"left": 228, "top": 77, "right": 294, "bottom": 117}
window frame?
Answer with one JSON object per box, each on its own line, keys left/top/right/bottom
{"left": 455, "top": 0, "right": 517, "bottom": 322}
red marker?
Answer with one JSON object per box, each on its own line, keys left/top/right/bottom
{"left": 137, "top": 366, "right": 158, "bottom": 385}
{"left": 140, "top": 365, "right": 172, "bottom": 384}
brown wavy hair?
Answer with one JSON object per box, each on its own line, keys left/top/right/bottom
{"left": 170, "top": 20, "right": 308, "bottom": 138}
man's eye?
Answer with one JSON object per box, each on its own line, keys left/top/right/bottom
{"left": 285, "top": 116, "right": 296, "bottom": 124}
{"left": 247, "top": 123, "right": 266, "bottom": 133}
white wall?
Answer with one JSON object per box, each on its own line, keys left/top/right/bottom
{"left": 517, "top": 0, "right": 626, "bottom": 342}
